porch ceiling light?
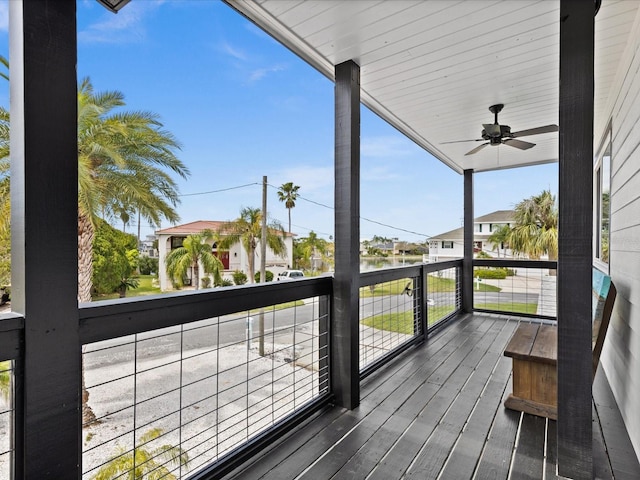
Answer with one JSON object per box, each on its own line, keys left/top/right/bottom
{"left": 96, "top": 0, "right": 131, "bottom": 14}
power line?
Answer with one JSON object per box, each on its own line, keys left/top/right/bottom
{"left": 178, "top": 182, "right": 260, "bottom": 197}
{"left": 266, "top": 182, "right": 432, "bottom": 238}
{"left": 166, "top": 180, "right": 434, "bottom": 239}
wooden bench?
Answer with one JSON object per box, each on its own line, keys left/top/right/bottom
{"left": 503, "top": 268, "right": 616, "bottom": 420}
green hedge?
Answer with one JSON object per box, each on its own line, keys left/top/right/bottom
{"left": 474, "top": 268, "right": 507, "bottom": 279}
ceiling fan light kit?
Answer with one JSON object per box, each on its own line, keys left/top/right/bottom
{"left": 442, "top": 104, "right": 559, "bottom": 156}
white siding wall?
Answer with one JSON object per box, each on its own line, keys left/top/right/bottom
{"left": 600, "top": 7, "right": 640, "bottom": 461}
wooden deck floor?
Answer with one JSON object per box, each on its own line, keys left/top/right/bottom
{"left": 224, "top": 314, "right": 640, "bottom": 480}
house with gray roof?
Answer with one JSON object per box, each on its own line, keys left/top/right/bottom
{"left": 428, "top": 210, "right": 515, "bottom": 262}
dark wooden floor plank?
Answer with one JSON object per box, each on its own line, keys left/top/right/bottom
{"left": 404, "top": 321, "right": 513, "bottom": 479}
{"left": 473, "top": 375, "right": 520, "bottom": 480}
{"left": 545, "top": 419, "right": 559, "bottom": 480}
{"left": 225, "top": 317, "right": 637, "bottom": 480}
{"left": 247, "top": 315, "right": 488, "bottom": 480}
{"left": 593, "top": 370, "right": 640, "bottom": 480}
{"left": 511, "top": 414, "right": 546, "bottom": 480}
{"left": 592, "top": 405, "right": 614, "bottom": 480}
{"left": 300, "top": 316, "right": 501, "bottom": 480}
{"left": 437, "top": 355, "right": 514, "bottom": 479}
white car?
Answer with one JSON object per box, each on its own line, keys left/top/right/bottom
{"left": 277, "top": 270, "right": 305, "bottom": 281}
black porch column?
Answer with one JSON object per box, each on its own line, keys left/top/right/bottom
{"left": 462, "top": 169, "right": 474, "bottom": 313}
{"left": 332, "top": 60, "right": 360, "bottom": 409}
{"left": 558, "top": 1, "right": 595, "bottom": 478}
{"left": 10, "top": 1, "right": 80, "bottom": 477}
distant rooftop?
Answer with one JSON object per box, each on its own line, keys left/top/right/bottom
{"left": 429, "top": 210, "right": 515, "bottom": 240}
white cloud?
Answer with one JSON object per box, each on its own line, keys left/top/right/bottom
{"left": 219, "top": 41, "right": 248, "bottom": 61}
{"left": 361, "top": 135, "right": 415, "bottom": 158}
{"left": 78, "top": 1, "right": 163, "bottom": 44}
{"left": 249, "top": 64, "right": 285, "bottom": 83}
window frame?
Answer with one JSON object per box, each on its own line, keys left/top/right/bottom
{"left": 594, "top": 124, "right": 611, "bottom": 270}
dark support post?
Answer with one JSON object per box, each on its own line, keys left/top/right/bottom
{"left": 462, "top": 169, "right": 474, "bottom": 313}
{"left": 333, "top": 60, "right": 360, "bottom": 409}
{"left": 10, "top": 1, "right": 80, "bottom": 477}
{"left": 558, "top": 1, "right": 595, "bottom": 478}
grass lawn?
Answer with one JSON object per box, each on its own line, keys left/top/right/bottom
{"left": 361, "top": 305, "right": 459, "bottom": 334}
{"left": 362, "top": 301, "right": 537, "bottom": 334}
{"left": 360, "top": 275, "right": 500, "bottom": 298}
{"left": 474, "top": 302, "right": 538, "bottom": 314}
{"left": 91, "top": 275, "right": 161, "bottom": 301}
{"left": 361, "top": 311, "right": 415, "bottom": 334}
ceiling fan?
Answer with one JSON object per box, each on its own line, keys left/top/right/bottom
{"left": 442, "top": 104, "right": 558, "bottom": 156}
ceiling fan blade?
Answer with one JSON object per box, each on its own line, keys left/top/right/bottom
{"left": 511, "top": 124, "right": 558, "bottom": 138}
{"left": 503, "top": 138, "right": 535, "bottom": 150}
{"left": 441, "top": 138, "right": 484, "bottom": 144}
{"left": 483, "top": 123, "right": 501, "bottom": 137}
{"left": 465, "top": 143, "right": 489, "bottom": 155}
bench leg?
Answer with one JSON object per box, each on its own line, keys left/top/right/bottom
{"left": 505, "top": 359, "right": 557, "bottom": 420}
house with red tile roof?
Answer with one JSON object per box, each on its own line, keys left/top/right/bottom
{"left": 156, "top": 220, "right": 294, "bottom": 290}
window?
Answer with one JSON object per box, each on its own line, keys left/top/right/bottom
{"left": 442, "top": 241, "right": 454, "bottom": 249}
{"left": 475, "top": 224, "right": 482, "bottom": 233}
{"left": 171, "top": 236, "right": 185, "bottom": 249}
{"left": 594, "top": 128, "right": 611, "bottom": 266}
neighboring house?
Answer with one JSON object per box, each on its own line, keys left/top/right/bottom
{"left": 156, "top": 220, "right": 294, "bottom": 290}
{"left": 139, "top": 234, "right": 158, "bottom": 258}
{"left": 428, "top": 210, "right": 514, "bottom": 262}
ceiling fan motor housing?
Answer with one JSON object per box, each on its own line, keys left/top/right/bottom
{"left": 481, "top": 124, "right": 512, "bottom": 143}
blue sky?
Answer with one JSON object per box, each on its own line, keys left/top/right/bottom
{"left": 0, "top": 0, "right": 557, "bottom": 242}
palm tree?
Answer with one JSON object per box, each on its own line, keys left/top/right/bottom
{"left": 277, "top": 182, "right": 300, "bottom": 233}
{"left": 508, "top": 190, "right": 558, "bottom": 262}
{"left": 91, "top": 428, "right": 189, "bottom": 480}
{"left": 218, "top": 207, "right": 286, "bottom": 283}
{"left": 299, "top": 230, "right": 328, "bottom": 271}
{"left": 77, "top": 78, "right": 189, "bottom": 426}
{"left": 77, "top": 77, "right": 190, "bottom": 303}
{"left": 165, "top": 230, "right": 223, "bottom": 290}
{"left": 488, "top": 224, "right": 511, "bottom": 258}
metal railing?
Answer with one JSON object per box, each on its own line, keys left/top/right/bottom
{"left": 0, "top": 359, "right": 14, "bottom": 479}
{"left": 79, "top": 278, "right": 331, "bottom": 479}
{"left": 424, "top": 260, "right": 462, "bottom": 329}
{"left": 1, "top": 258, "right": 524, "bottom": 479}
{"left": 473, "top": 259, "right": 557, "bottom": 320}
{"left": 358, "top": 260, "right": 463, "bottom": 376}
{"left": 0, "top": 312, "right": 23, "bottom": 480}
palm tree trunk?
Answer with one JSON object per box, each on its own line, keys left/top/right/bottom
{"left": 248, "top": 247, "right": 255, "bottom": 284}
{"left": 288, "top": 208, "right": 292, "bottom": 234}
{"left": 78, "top": 213, "right": 94, "bottom": 303}
{"left": 193, "top": 263, "right": 200, "bottom": 290}
{"left": 78, "top": 212, "right": 98, "bottom": 426}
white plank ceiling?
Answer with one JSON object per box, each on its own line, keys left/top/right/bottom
{"left": 227, "top": 0, "right": 639, "bottom": 173}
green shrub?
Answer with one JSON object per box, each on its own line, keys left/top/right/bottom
{"left": 254, "top": 270, "right": 274, "bottom": 283}
{"left": 201, "top": 277, "right": 211, "bottom": 289}
{"left": 138, "top": 256, "right": 158, "bottom": 275}
{"left": 218, "top": 278, "right": 233, "bottom": 287}
{"left": 474, "top": 268, "right": 507, "bottom": 279}
{"left": 232, "top": 270, "right": 247, "bottom": 285}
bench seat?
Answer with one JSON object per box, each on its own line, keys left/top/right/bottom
{"left": 503, "top": 268, "right": 616, "bottom": 420}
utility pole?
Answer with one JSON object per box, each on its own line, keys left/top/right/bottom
{"left": 259, "top": 176, "right": 268, "bottom": 356}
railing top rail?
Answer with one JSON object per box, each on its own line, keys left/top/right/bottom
{"left": 0, "top": 312, "right": 25, "bottom": 333}
{"left": 473, "top": 259, "right": 557, "bottom": 269}
{"left": 423, "top": 259, "right": 462, "bottom": 273}
{"left": 79, "top": 276, "right": 333, "bottom": 344}
{"left": 359, "top": 265, "right": 423, "bottom": 287}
